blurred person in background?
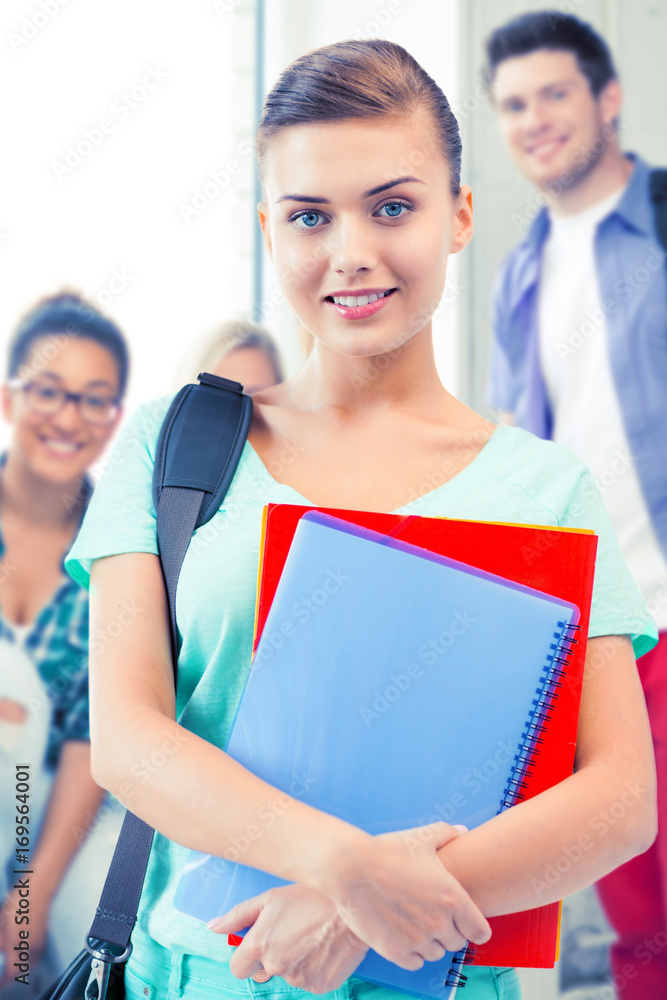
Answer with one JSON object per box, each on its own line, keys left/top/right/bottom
{"left": 485, "top": 12, "right": 667, "bottom": 997}
{"left": 190, "top": 319, "right": 284, "bottom": 392}
{"left": 0, "top": 292, "right": 128, "bottom": 995}
{"left": 66, "top": 36, "right": 657, "bottom": 1000}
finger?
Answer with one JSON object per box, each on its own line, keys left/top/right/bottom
{"left": 229, "top": 939, "right": 265, "bottom": 980}
{"left": 207, "top": 894, "right": 268, "bottom": 935}
{"left": 392, "top": 951, "right": 425, "bottom": 972}
{"left": 439, "top": 926, "right": 467, "bottom": 953}
{"left": 412, "top": 821, "right": 461, "bottom": 851}
{"left": 419, "top": 940, "right": 448, "bottom": 962}
{"left": 451, "top": 902, "right": 492, "bottom": 945}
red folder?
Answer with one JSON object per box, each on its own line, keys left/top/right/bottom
{"left": 241, "top": 504, "right": 597, "bottom": 968}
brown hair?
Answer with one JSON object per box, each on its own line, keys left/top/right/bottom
{"left": 257, "top": 39, "right": 462, "bottom": 196}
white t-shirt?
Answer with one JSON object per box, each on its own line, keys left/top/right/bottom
{"left": 539, "top": 186, "right": 667, "bottom": 629}
{"left": 0, "top": 637, "right": 52, "bottom": 898}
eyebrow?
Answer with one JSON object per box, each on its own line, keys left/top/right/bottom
{"left": 275, "top": 176, "right": 425, "bottom": 204}
{"left": 498, "top": 79, "right": 577, "bottom": 108}
{"left": 30, "top": 371, "right": 116, "bottom": 390}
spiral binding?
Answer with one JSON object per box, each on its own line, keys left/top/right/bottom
{"left": 441, "top": 944, "right": 476, "bottom": 989}
{"left": 500, "top": 620, "right": 580, "bottom": 811}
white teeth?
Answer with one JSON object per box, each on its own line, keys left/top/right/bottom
{"left": 332, "top": 291, "right": 391, "bottom": 307}
{"left": 45, "top": 440, "right": 78, "bottom": 453}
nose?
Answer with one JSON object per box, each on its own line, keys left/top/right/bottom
{"left": 522, "top": 99, "right": 552, "bottom": 137}
{"left": 50, "top": 396, "right": 85, "bottom": 433}
{"left": 329, "top": 216, "right": 378, "bottom": 276}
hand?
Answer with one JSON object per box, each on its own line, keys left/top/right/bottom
{"left": 209, "top": 883, "right": 369, "bottom": 994}
{"left": 328, "top": 822, "right": 491, "bottom": 970}
{"left": 0, "top": 886, "right": 50, "bottom": 988}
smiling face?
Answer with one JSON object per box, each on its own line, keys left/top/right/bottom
{"left": 2, "top": 335, "right": 122, "bottom": 485}
{"left": 493, "top": 49, "right": 621, "bottom": 190}
{"left": 257, "top": 117, "right": 473, "bottom": 361}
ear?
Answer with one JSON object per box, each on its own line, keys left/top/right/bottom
{"left": 257, "top": 202, "right": 273, "bottom": 259}
{"left": 1, "top": 383, "right": 13, "bottom": 424}
{"left": 449, "top": 185, "right": 474, "bottom": 255}
{"left": 598, "top": 78, "right": 623, "bottom": 129}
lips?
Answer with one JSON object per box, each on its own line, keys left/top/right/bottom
{"left": 325, "top": 288, "right": 397, "bottom": 321}
{"left": 326, "top": 289, "right": 395, "bottom": 308}
{"left": 526, "top": 137, "right": 567, "bottom": 160}
{"left": 39, "top": 437, "right": 85, "bottom": 456}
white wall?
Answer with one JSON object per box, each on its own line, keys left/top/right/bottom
{"left": 0, "top": 0, "right": 463, "bottom": 460}
{"left": 0, "top": 0, "right": 257, "bottom": 449}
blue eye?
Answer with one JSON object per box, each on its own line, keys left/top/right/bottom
{"left": 377, "top": 201, "right": 410, "bottom": 219}
{"left": 293, "top": 210, "right": 325, "bottom": 229}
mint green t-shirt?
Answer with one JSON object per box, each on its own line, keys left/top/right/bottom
{"left": 66, "top": 397, "right": 657, "bottom": 997}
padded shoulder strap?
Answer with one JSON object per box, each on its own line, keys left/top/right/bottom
{"left": 649, "top": 168, "right": 667, "bottom": 255}
{"left": 84, "top": 375, "right": 251, "bottom": 983}
{"left": 153, "top": 373, "right": 252, "bottom": 665}
{"left": 153, "top": 372, "right": 253, "bottom": 528}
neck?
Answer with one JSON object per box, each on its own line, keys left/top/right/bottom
{"left": 287, "top": 323, "right": 459, "bottom": 422}
{"left": 546, "top": 145, "right": 633, "bottom": 218}
{"left": 1, "top": 451, "right": 85, "bottom": 529}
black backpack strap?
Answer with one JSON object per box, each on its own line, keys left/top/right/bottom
{"left": 81, "top": 373, "right": 252, "bottom": 996}
{"left": 153, "top": 372, "right": 253, "bottom": 663}
{"left": 86, "top": 810, "right": 155, "bottom": 953}
{"left": 649, "top": 168, "right": 667, "bottom": 255}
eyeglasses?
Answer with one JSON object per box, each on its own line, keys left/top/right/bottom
{"left": 9, "top": 378, "right": 120, "bottom": 426}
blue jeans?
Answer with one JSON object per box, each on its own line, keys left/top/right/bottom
{"left": 123, "top": 941, "right": 521, "bottom": 1000}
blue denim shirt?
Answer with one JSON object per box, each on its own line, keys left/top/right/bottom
{"left": 487, "top": 154, "right": 667, "bottom": 560}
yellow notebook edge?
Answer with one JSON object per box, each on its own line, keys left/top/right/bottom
{"left": 252, "top": 505, "right": 270, "bottom": 649}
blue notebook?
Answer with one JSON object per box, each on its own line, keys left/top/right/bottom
{"left": 174, "top": 511, "right": 579, "bottom": 998}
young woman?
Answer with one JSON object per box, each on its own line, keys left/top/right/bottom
{"left": 66, "top": 41, "right": 657, "bottom": 1000}
{"left": 0, "top": 292, "right": 127, "bottom": 994}
{"left": 187, "top": 320, "right": 284, "bottom": 393}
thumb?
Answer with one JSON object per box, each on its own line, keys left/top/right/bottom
{"left": 415, "top": 820, "right": 463, "bottom": 851}
{"left": 207, "top": 893, "right": 267, "bottom": 935}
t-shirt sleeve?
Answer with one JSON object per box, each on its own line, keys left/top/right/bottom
{"left": 65, "top": 395, "right": 173, "bottom": 590}
{"left": 560, "top": 464, "right": 658, "bottom": 659}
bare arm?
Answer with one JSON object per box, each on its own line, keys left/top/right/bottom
{"left": 31, "top": 741, "right": 106, "bottom": 900}
{"left": 214, "top": 634, "right": 656, "bottom": 991}
{"left": 88, "top": 553, "right": 357, "bottom": 886}
{"left": 88, "top": 552, "right": 491, "bottom": 968}
{"left": 0, "top": 742, "right": 105, "bottom": 987}
{"left": 436, "top": 633, "right": 656, "bottom": 913}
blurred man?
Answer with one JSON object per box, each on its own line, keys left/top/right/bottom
{"left": 485, "top": 11, "right": 667, "bottom": 998}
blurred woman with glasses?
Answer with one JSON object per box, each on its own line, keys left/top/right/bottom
{"left": 0, "top": 291, "right": 128, "bottom": 995}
